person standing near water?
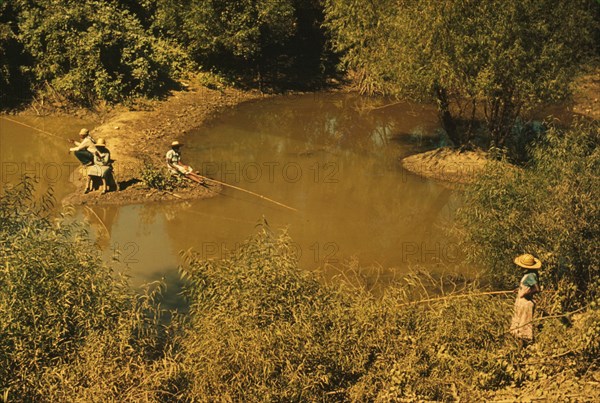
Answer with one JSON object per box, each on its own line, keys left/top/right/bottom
{"left": 69, "top": 128, "right": 96, "bottom": 166}
{"left": 510, "top": 253, "right": 542, "bottom": 345}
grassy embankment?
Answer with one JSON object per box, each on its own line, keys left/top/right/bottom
{"left": 2, "top": 120, "right": 598, "bottom": 401}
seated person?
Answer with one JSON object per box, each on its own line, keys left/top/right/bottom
{"left": 166, "top": 141, "right": 204, "bottom": 183}
{"left": 70, "top": 128, "right": 97, "bottom": 166}
{"left": 166, "top": 141, "right": 193, "bottom": 174}
{"left": 85, "top": 138, "right": 112, "bottom": 194}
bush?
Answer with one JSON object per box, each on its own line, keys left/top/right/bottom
{"left": 175, "top": 223, "right": 527, "bottom": 401}
{"left": 0, "top": 180, "right": 176, "bottom": 400}
{"left": 140, "top": 163, "right": 184, "bottom": 191}
{"left": 12, "top": 0, "right": 189, "bottom": 105}
{"left": 457, "top": 120, "right": 600, "bottom": 306}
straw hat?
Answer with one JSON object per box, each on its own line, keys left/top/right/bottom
{"left": 79, "top": 128, "right": 89, "bottom": 136}
{"left": 171, "top": 141, "right": 182, "bottom": 147}
{"left": 514, "top": 253, "right": 542, "bottom": 270}
{"left": 96, "top": 138, "right": 106, "bottom": 147}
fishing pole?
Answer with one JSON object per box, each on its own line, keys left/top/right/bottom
{"left": 0, "top": 115, "right": 74, "bottom": 143}
{"left": 185, "top": 173, "right": 299, "bottom": 212}
{"left": 396, "top": 290, "right": 515, "bottom": 308}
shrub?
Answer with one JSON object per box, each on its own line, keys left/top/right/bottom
{"left": 12, "top": 0, "right": 189, "bottom": 105}
{"left": 457, "top": 120, "right": 600, "bottom": 306}
{"left": 140, "top": 163, "right": 184, "bottom": 191}
{"left": 175, "top": 223, "right": 524, "bottom": 401}
{"left": 0, "top": 180, "right": 175, "bottom": 400}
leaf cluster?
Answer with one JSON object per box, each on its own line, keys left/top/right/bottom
{"left": 457, "top": 120, "right": 600, "bottom": 306}
{"left": 140, "top": 162, "right": 185, "bottom": 191}
{"left": 0, "top": 179, "right": 174, "bottom": 401}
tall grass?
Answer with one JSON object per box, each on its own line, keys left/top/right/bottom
{"left": 1, "top": 179, "right": 598, "bottom": 401}
{"left": 457, "top": 119, "right": 600, "bottom": 308}
{"left": 174, "top": 224, "right": 527, "bottom": 401}
{"left": 0, "top": 179, "right": 177, "bottom": 401}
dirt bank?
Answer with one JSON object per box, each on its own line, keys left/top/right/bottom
{"left": 60, "top": 78, "right": 263, "bottom": 206}
{"left": 402, "top": 68, "right": 600, "bottom": 185}
{"left": 402, "top": 148, "right": 489, "bottom": 186}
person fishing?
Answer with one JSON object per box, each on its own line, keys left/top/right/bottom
{"left": 69, "top": 128, "right": 96, "bottom": 166}
{"left": 166, "top": 141, "right": 204, "bottom": 184}
{"left": 510, "top": 253, "right": 542, "bottom": 346}
{"left": 85, "top": 138, "right": 112, "bottom": 194}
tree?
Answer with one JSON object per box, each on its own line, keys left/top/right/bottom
{"left": 457, "top": 120, "right": 600, "bottom": 307}
{"left": 148, "top": 0, "right": 335, "bottom": 89}
{"left": 11, "top": 0, "right": 185, "bottom": 105}
{"left": 324, "top": 0, "right": 598, "bottom": 148}
{"left": 0, "top": 2, "right": 28, "bottom": 108}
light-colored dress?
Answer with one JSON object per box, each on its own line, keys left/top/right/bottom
{"left": 87, "top": 150, "right": 112, "bottom": 178}
{"left": 510, "top": 272, "right": 539, "bottom": 341}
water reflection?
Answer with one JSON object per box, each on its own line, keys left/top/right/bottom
{"left": 0, "top": 115, "right": 97, "bottom": 199}
{"left": 2, "top": 94, "right": 463, "bottom": 304}
{"left": 91, "top": 94, "right": 462, "bottom": 292}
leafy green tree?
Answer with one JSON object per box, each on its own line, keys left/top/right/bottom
{"left": 148, "top": 0, "right": 335, "bottom": 89}
{"left": 324, "top": 0, "right": 598, "bottom": 148}
{"left": 11, "top": 0, "right": 185, "bottom": 105}
{"left": 457, "top": 120, "right": 600, "bottom": 306}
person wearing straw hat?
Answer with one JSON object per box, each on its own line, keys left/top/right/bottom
{"left": 69, "top": 128, "right": 97, "bottom": 166}
{"left": 85, "top": 138, "right": 112, "bottom": 194}
{"left": 510, "top": 253, "right": 542, "bottom": 345}
{"left": 166, "top": 141, "right": 204, "bottom": 183}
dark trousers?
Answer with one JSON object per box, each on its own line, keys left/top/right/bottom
{"left": 74, "top": 149, "right": 94, "bottom": 165}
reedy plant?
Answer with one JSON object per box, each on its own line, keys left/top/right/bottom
{"left": 457, "top": 120, "right": 600, "bottom": 307}
{"left": 0, "top": 179, "right": 177, "bottom": 401}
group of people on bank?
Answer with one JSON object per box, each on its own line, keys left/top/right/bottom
{"left": 69, "top": 128, "right": 112, "bottom": 194}
{"left": 70, "top": 129, "right": 200, "bottom": 194}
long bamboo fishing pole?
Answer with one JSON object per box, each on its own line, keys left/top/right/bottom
{"left": 189, "top": 173, "right": 299, "bottom": 212}
{"left": 84, "top": 205, "right": 110, "bottom": 235}
{"left": 3, "top": 115, "right": 299, "bottom": 212}
{"left": 397, "top": 290, "right": 514, "bottom": 308}
{"left": 0, "top": 115, "right": 71, "bottom": 142}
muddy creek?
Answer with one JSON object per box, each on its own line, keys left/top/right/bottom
{"left": 1, "top": 93, "right": 465, "bottom": 305}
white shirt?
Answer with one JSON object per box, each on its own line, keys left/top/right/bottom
{"left": 70, "top": 136, "right": 97, "bottom": 152}
{"left": 166, "top": 149, "right": 181, "bottom": 164}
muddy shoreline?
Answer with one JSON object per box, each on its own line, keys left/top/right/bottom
{"left": 24, "top": 79, "right": 266, "bottom": 206}
{"left": 401, "top": 69, "right": 599, "bottom": 184}
{"left": 10, "top": 69, "right": 598, "bottom": 201}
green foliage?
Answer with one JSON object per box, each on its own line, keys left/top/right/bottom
{"left": 1, "top": 183, "right": 599, "bottom": 399}
{"left": 324, "top": 0, "right": 598, "bottom": 147}
{"left": 175, "top": 224, "right": 526, "bottom": 400}
{"left": 457, "top": 120, "right": 600, "bottom": 305}
{"left": 182, "top": 0, "right": 296, "bottom": 63}
{"left": 0, "top": 2, "right": 28, "bottom": 107}
{"left": 140, "top": 162, "right": 184, "bottom": 191}
{"left": 0, "top": 179, "right": 175, "bottom": 400}
{"left": 147, "top": 0, "right": 335, "bottom": 89}
{"left": 11, "top": 0, "right": 190, "bottom": 106}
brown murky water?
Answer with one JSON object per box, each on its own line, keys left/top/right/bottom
{"left": 0, "top": 115, "right": 98, "bottom": 199}
{"left": 1, "top": 93, "right": 464, "bottom": 306}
